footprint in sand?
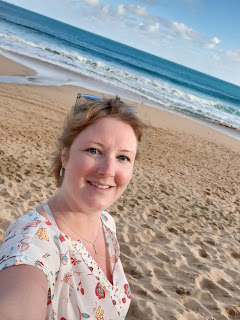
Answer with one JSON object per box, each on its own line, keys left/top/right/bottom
{"left": 196, "top": 276, "right": 234, "bottom": 305}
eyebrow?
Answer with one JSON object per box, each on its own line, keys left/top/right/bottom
{"left": 89, "top": 141, "right": 135, "bottom": 154}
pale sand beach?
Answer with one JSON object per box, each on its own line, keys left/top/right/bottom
{"left": 0, "top": 55, "right": 240, "bottom": 320}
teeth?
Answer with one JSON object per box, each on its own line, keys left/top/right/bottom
{"left": 90, "top": 181, "right": 111, "bottom": 189}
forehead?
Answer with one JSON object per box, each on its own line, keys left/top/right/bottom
{"left": 71, "top": 117, "right": 137, "bottom": 150}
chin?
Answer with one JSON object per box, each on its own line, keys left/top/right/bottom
{"left": 86, "top": 201, "right": 113, "bottom": 213}
{"left": 84, "top": 193, "right": 123, "bottom": 212}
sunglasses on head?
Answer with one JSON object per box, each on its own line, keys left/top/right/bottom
{"left": 76, "top": 93, "right": 103, "bottom": 103}
{"left": 76, "top": 93, "right": 137, "bottom": 112}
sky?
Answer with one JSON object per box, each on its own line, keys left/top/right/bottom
{"left": 3, "top": 0, "right": 240, "bottom": 86}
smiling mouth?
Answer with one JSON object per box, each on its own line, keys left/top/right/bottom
{"left": 88, "top": 181, "right": 112, "bottom": 189}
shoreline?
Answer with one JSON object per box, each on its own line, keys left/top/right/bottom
{"left": 1, "top": 50, "right": 240, "bottom": 142}
{"left": 0, "top": 53, "right": 36, "bottom": 76}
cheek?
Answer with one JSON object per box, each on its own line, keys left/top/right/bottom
{"left": 117, "top": 167, "right": 133, "bottom": 187}
{"left": 65, "top": 157, "right": 95, "bottom": 181}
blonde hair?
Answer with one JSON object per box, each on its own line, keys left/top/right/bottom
{"left": 51, "top": 96, "right": 147, "bottom": 187}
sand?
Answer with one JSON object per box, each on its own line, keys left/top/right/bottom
{"left": 0, "top": 54, "right": 240, "bottom": 320}
{"left": 0, "top": 54, "right": 36, "bottom": 76}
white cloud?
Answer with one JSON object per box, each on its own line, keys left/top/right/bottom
{"left": 83, "top": 0, "right": 99, "bottom": 6}
{"left": 169, "top": 22, "right": 195, "bottom": 40}
{"left": 117, "top": 4, "right": 126, "bottom": 16}
{"left": 102, "top": 4, "right": 109, "bottom": 14}
{"left": 137, "top": 0, "right": 156, "bottom": 3}
{"left": 212, "top": 54, "right": 221, "bottom": 62}
{"left": 203, "top": 37, "right": 221, "bottom": 49}
{"left": 140, "top": 22, "right": 159, "bottom": 33}
{"left": 148, "top": 22, "right": 159, "bottom": 33}
{"left": 225, "top": 49, "right": 240, "bottom": 63}
{"left": 128, "top": 5, "right": 148, "bottom": 17}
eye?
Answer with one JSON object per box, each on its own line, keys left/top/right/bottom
{"left": 87, "top": 148, "right": 100, "bottom": 155}
{"left": 118, "top": 155, "right": 130, "bottom": 162}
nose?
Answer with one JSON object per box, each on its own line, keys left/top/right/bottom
{"left": 97, "top": 157, "right": 116, "bottom": 177}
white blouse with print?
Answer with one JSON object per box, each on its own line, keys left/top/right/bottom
{"left": 0, "top": 202, "right": 131, "bottom": 320}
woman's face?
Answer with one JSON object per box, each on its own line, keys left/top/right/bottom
{"left": 60, "top": 117, "right": 138, "bottom": 214}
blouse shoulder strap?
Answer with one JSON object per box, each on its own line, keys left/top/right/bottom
{"left": 42, "top": 202, "right": 58, "bottom": 227}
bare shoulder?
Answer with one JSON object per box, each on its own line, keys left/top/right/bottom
{"left": 0, "top": 265, "right": 48, "bottom": 320}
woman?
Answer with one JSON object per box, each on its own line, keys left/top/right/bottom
{"left": 0, "top": 94, "right": 146, "bottom": 320}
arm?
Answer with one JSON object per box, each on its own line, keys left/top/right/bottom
{"left": 0, "top": 265, "right": 48, "bottom": 320}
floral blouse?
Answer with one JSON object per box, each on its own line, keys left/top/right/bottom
{"left": 0, "top": 203, "right": 131, "bottom": 320}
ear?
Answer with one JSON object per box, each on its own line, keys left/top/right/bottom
{"left": 61, "top": 146, "right": 69, "bottom": 168}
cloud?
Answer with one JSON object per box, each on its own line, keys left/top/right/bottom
{"left": 169, "top": 22, "right": 195, "bottom": 40}
{"left": 128, "top": 5, "right": 148, "bottom": 17}
{"left": 203, "top": 37, "right": 221, "bottom": 49}
{"left": 225, "top": 49, "right": 240, "bottom": 63}
{"left": 83, "top": 0, "right": 99, "bottom": 6}
{"left": 139, "top": 22, "right": 160, "bottom": 33}
{"left": 212, "top": 54, "right": 221, "bottom": 62}
{"left": 117, "top": 4, "right": 126, "bottom": 16}
{"left": 147, "top": 22, "right": 160, "bottom": 33}
{"left": 137, "top": 0, "right": 156, "bottom": 3}
{"left": 102, "top": 4, "right": 109, "bottom": 14}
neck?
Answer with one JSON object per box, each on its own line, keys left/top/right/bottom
{"left": 49, "top": 193, "right": 102, "bottom": 225}
{"left": 49, "top": 190, "right": 102, "bottom": 221}
{"left": 48, "top": 195, "right": 102, "bottom": 246}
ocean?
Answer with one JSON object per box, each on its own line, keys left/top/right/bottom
{"left": 0, "top": 0, "right": 240, "bottom": 133}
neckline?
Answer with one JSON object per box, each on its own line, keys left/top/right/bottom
{"left": 42, "top": 202, "right": 106, "bottom": 245}
{"left": 35, "top": 204, "right": 116, "bottom": 287}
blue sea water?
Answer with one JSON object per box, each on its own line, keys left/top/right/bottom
{"left": 0, "top": 0, "right": 240, "bottom": 131}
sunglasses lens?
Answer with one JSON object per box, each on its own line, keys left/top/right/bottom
{"left": 77, "top": 94, "right": 103, "bottom": 101}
